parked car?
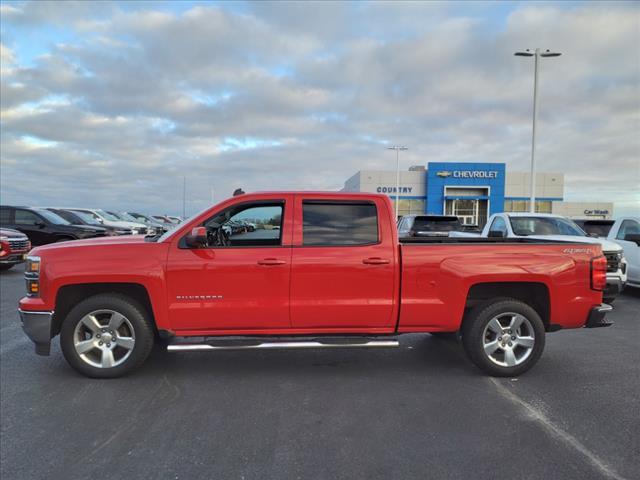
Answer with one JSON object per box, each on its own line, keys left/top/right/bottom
{"left": 0, "top": 228, "right": 31, "bottom": 270}
{"left": 20, "top": 192, "right": 611, "bottom": 378}
{"left": 481, "top": 213, "right": 627, "bottom": 303}
{"left": 106, "top": 211, "right": 158, "bottom": 235}
{"left": 124, "top": 212, "right": 166, "bottom": 233}
{"left": 68, "top": 208, "right": 148, "bottom": 235}
{"left": 166, "top": 216, "right": 183, "bottom": 224}
{"left": 397, "top": 215, "right": 478, "bottom": 238}
{"left": 0, "top": 206, "right": 107, "bottom": 246}
{"left": 47, "top": 209, "right": 131, "bottom": 236}
{"left": 573, "top": 219, "right": 615, "bottom": 238}
{"left": 152, "top": 215, "right": 177, "bottom": 227}
{"left": 602, "top": 218, "right": 639, "bottom": 289}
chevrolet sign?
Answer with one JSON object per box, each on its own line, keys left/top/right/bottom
{"left": 436, "top": 170, "right": 498, "bottom": 179}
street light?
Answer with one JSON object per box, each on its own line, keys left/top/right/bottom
{"left": 387, "top": 145, "right": 408, "bottom": 218}
{"left": 515, "top": 48, "right": 562, "bottom": 213}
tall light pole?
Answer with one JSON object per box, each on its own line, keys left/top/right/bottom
{"left": 515, "top": 48, "right": 561, "bottom": 213}
{"left": 387, "top": 145, "right": 408, "bottom": 218}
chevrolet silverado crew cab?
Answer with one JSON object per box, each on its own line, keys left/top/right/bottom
{"left": 19, "top": 192, "right": 612, "bottom": 378}
{"left": 480, "top": 213, "right": 627, "bottom": 303}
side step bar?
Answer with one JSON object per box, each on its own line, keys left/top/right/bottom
{"left": 167, "top": 336, "right": 399, "bottom": 352}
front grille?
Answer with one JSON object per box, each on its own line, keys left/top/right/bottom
{"left": 8, "top": 238, "right": 29, "bottom": 251}
{"left": 604, "top": 252, "right": 621, "bottom": 273}
{"left": 138, "top": 227, "right": 147, "bottom": 234}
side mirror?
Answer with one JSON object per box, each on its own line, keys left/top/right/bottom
{"left": 185, "top": 226, "right": 207, "bottom": 248}
{"left": 488, "top": 230, "right": 505, "bottom": 238}
{"left": 623, "top": 233, "right": 640, "bottom": 246}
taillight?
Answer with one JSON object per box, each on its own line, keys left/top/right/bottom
{"left": 591, "top": 255, "right": 607, "bottom": 291}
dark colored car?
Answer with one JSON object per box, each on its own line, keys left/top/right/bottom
{"left": 0, "top": 206, "right": 106, "bottom": 246}
{"left": 573, "top": 219, "right": 615, "bottom": 238}
{"left": 47, "top": 209, "right": 132, "bottom": 236}
{"left": 0, "top": 228, "right": 31, "bottom": 270}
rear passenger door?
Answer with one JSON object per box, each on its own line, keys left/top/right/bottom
{"left": 290, "top": 196, "right": 397, "bottom": 330}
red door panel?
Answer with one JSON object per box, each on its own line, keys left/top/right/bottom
{"left": 166, "top": 247, "right": 292, "bottom": 331}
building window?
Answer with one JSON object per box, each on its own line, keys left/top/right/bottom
{"left": 504, "top": 200, "right": 552, "bottom": 213}
{"left": 391, "top": 199, "right": 425, "bottom": 216}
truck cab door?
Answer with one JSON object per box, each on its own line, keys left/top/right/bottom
{"left": 289, "top": 195, "right": 398, "bottom": 330}
{"left": 165, "top": 195, "right": 294, "bottom": 332}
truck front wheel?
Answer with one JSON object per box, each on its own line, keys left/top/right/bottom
{"left": 461, "top": 299, "right": 545, "bottom": 377}
{"left": 60, "top": 294, "right": 155, "bottom": 378}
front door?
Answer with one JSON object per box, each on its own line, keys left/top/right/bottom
{"left": 166, "top": 197, "right": 293, "bottom": 333}
{"left": 14, "top": 209, "right": 51, "bottom": 245}
{"left": 289, "top": 197, "right": 397, "bottom": 330}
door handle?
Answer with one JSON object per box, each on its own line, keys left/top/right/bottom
{"left": 362, "top": 257, "right": 390, "bottom": 265}
{"left": 257, "top": 258, "right": 287, "bottom": 266}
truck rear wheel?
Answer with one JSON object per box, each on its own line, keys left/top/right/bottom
{"left": 60, "top": 294, "right": 154, "bottom": 378}
{"left": 461, "top": 298, "right": 545, "bottom": 377}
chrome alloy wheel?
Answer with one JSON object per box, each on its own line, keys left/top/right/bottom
{"left": 72, "top": 309, "right": 136, "bottom": 368}
{"left": 482, "top": 312, "right": 535, "bottom": 367}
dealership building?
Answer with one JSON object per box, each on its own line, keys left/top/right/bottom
{"left": 343, "top": 162, "right": 613, "bottom": 227}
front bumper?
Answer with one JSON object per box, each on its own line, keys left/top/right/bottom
{"left": 0, "top": 252, "right": 28, "bottom": 265}
{"left": 584, "top": 303, "right": 614, "bottom": 328}
{"left": 18, "top": 309, "right": 54, "bottom": 355}
{"left": 604, "top": 275, "right": 626, "bottom": 300}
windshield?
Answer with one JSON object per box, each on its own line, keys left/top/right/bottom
{"left": 510, "top": 217, "right": 586, "bottom": 236}
{"left": 412, "top": 216, "right": 462, "bottom": 232}
{"left": 34, "top": 209, "right": 71, "bottom": 225}
{"left": 96, "top": 209, "right": 121, "bottom": 222}
{"left": 118, "top": 212, "right": 139, "bottom": 222}
{"left": 72, "top": 210, "right": 102, "bottom": 225}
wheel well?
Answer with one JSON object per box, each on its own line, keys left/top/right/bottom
{"left": 464, "top": 282, "right": 550, "bottom": 330}
{"left": 53, "top": 283, "right": 155, "bottom": 336}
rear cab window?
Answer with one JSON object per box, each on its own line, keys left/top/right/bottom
{"left": 302, "top": 201, "right": 378, "bottom": 246}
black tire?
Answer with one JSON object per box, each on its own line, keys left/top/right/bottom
{"left": 0, "top": 264, "right": 14, "bottom": 271}
{"left": 461, "top": 298, "right": 545, "bottom": 377}
{"left": 60, "top": 293, "right": 155, "bottom": 378}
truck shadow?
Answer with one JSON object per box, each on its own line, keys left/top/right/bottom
{"left": 140, "top": 334, "right": 479, "bottom": 380}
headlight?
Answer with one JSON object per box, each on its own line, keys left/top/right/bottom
{"left": 26, "top": 256, "right": 40, "bottom": 274}
{"left": 25, "top": 256, "right": 41, "bottom": 297}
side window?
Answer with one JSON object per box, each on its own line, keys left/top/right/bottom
{"left": 203, "top": 202, "right": 284, "bottom": 247}
{"left": 490, "top": 216, "right": 507, "bottom": 234}
{"left": 15, "top": 209, "right": 42, "bottom": 226}
{"left": 0, "top": 208, "right": 11, "bottom": 225}
{"left": 398, "top": 217, "right": 411, "bottom": 233}
{"left": 617, "top": 220, "right": 640, "bottom": 240}
{"left": 302, "top": 202, "right": 378, "bottom": 246}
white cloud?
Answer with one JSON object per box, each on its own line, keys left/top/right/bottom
{"left": 0, "top": 1, "right": 638, "bottom": 216}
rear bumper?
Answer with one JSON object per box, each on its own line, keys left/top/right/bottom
{"left": 18, "top": 309, "right": 54, "bottom": 355}
{"left": 584, "top": 304, "right": 613, "bottom": 328}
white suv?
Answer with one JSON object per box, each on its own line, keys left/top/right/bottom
{"left": 481, "top": 213, "right": 627, "bottom": 303}
{"left": 69, "top": 209, "right": 148, "bottom": 235}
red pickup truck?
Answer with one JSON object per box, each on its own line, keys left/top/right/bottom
{"left": 19, "top": 192, "right": 612, "bottom": 378}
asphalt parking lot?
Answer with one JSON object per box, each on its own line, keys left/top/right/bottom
{"left": 1, "top": 266, "right": 638, "bottom": 480}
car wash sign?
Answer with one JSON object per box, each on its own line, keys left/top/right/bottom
{"left": 436, "top": 170, "right": 499, "bottom": 179}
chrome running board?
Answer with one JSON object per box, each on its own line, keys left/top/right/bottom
{"left": 167, "top": 337, "right": 399, "bottom": 352}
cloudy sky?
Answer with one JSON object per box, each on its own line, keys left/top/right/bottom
{"left": 1, "top": 0, "right": 639, "bottom": 216}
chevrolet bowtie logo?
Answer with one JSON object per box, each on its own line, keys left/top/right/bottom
{"left": 436, "top": 171, "right": 452, "bottom": 178}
